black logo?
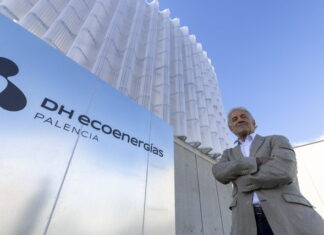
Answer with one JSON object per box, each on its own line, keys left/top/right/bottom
{"left": 0, "top": 57, "right": 27, "bottom": 111}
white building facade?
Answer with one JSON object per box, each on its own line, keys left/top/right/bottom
{"left": 294, "top": 140, "right": 324, "bottom": 218}
{"left": 0, "top": 0, "right": 231, "bottom": 156}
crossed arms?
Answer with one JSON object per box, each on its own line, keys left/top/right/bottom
{"left": 212, "top": 136, "right": 297, "bottom": 192}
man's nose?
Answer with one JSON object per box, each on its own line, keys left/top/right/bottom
{"left": 237, "top": 118, "right": 247, "bottom": 124}
{"left": 237, "top": 117, "right": 245, "bottom": 122}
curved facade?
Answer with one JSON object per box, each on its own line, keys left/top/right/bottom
{"left": 0, "top": 0, "right": 231, "bottom": 156}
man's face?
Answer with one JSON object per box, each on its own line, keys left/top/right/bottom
{"left": 228, "top": 109, "right": 256, "bottom": 140}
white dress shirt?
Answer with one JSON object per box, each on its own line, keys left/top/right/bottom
{"left": 238, "top": 133, "right": 260, "bottom": 205}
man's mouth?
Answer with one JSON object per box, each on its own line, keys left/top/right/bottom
{"left": 237, "top": 122, "right": 247, "bottom": 126}
{"left": 237, "top": 122, "right": 248, "bottom": 127}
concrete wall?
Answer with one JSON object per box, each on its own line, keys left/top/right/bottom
{"left": 174, "top": 139, "right": 232, "bottom": 235}
{"left": 294, "top": 140, "right": 324, "bottom": 218}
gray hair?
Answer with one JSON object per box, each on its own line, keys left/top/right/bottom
{"left": 227, "top": 107, "right": 255, "bottom": 126}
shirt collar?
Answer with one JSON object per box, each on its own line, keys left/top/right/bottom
{"left": 235, "top": 133, "right": 257, "bottom": 145}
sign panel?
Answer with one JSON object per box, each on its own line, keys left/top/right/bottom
{"left": 0, "top": 14, "right": 174, "bottom": 235}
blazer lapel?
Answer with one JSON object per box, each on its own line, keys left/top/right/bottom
{"left": 233, "top": 144, "right": 244, "bottom": 159}
{"left": 250, "top": 134, "right": 265, "bottom": 157}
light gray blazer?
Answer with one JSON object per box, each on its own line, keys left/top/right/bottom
{"left": 212, "top": 134, "right": 324, "bottom": 235}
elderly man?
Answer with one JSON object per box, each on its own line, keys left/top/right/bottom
{"left": 212, "top": 107, "right": 324, "bottom": 235}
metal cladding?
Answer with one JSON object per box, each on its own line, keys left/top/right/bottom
{"left": 0, "top": 0, "right": 231, "bottom": 155}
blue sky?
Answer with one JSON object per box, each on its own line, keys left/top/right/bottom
{"left": 159, "top": 0, "right": 324, "bottom": 145}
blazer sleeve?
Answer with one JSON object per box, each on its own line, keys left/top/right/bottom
{"left": 212, "top": 149, "right": 258, "bottom": 184}
{"left": 235, "top": 135, "right": 297, "bottom": 192}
